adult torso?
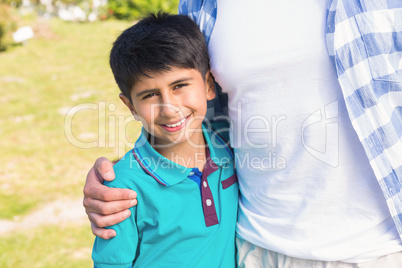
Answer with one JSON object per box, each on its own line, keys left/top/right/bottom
{"left": 208, "top": 0, "right": 401, "bottom": 262}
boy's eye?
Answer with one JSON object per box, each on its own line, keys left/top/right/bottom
{"left": 174, "top": 83, "right": 188, "bottom": 90}
{"left": 143, "top": 93, "right": 158, "bottom": 99}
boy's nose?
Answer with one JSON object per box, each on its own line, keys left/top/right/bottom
{"left": 159, "top": 103, "right": 181, "bottom": 117}
{"left": 158, "top": 95, "right": 182, "bottom": 117}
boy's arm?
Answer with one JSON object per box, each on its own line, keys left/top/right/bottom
{"left": 84, "top": 157, "right": 138, "bottom": 239}
{"left": 92, "top": 175, "right": 139, "bottom": 268}
{"left": 92, "top": 206, "right": 138, "bottom": 268}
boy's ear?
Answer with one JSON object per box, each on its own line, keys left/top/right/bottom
{"left": 119, "top": 93, "right": 140, "bottom": 121}
{"left": 205, "top": 71, "right": 216, "bottom": 101}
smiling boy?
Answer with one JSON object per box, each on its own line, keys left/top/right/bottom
{"left": 91, "top": 12, "right": 238, "bottom": 268}
{"left": 119, "top": 67, "right": 214, "bottom": 171}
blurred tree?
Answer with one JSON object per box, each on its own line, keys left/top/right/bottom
{"left": 0, "top": 0, "right": 22, "bottom": 7}
{"left": 105, "top": 0, "right": 179, "bottom": 20}
{"left": 57, "top": 0, "right": 84, "bottom": 5}
{"left": 0, "top": 3, "right": 18, "bottom": 51}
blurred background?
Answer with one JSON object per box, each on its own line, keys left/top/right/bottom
{"left": 0, "top": 0, "right": 178, "bottom": 266}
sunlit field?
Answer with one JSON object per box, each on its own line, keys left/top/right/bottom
{"left": 0, "top": 17, "right": 142, "bottom": 267}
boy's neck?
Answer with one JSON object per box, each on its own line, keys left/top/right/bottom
{"left": 150, "top": 130, "right": 207, "bottom": 172}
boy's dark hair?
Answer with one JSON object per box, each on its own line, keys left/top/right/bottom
{"left": 110, "top": 11, "right": 210, "bottom": 102}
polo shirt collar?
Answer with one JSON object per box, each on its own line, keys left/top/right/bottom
{"left": 132, "top": 124, "right": 233, "bottom": 187}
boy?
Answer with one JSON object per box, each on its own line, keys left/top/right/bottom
{"left": 92, "top": 12, "right": 238, "bottom": 268}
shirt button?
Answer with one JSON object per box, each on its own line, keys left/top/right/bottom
{"left": 203, "top": 181, "right": 207, "bottom": 188}
{"left": 206, "top": 199, "right": 212, "bottom": 206}
{"left": 189, "top": 172, "right": 194, "bottom": 176}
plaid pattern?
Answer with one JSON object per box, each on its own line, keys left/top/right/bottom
{"left": 179, "top": 0, "right": 402, "bottom": 239}
{"left": 326, "top": 0, "right": 402, "bottom": 239}
{"left": 178, "top": 0, "right": 217, "bottom": 44}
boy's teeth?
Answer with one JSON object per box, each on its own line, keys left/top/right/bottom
{"left": 165, "top": 117, "right": 186, "bottom": 128}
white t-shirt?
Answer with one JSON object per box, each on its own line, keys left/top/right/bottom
{"left": 208, "top": 0, "right": 402, "bottom": 262}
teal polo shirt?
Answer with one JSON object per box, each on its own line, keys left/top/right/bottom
{"left": 92, "top": 124, "right": 238, "bottom": 268}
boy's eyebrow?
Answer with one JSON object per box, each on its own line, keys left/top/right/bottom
{"left": 136, "top": 77, "right": 194, "bottom": 97}
{"left": 168, "top": 77, "right": 193, "bottom": 86}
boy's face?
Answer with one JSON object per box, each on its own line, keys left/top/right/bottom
{"left": 120, "top": 67, "right": 215, "bottom": 147}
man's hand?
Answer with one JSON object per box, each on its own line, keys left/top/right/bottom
{"left": 83, "top": 157, "right": 137, "bottom": 239}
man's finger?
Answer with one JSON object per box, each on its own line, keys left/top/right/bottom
{"left": 84, "top": 182, "right": 137, "bottom": 202}
{"left": 98, "top": 186, "right": 137, "bottom": 202}
{"left": 84, "top": 197, "right": 137, "bottom": 215}
{"left": 91, "top": 222, "right": 116, "bottom": 239}
{"left": 88, "top": 209, "right": 132, "bottom": 228}
{"left": 94, "top": 157, "right": 115, "bottom": 182}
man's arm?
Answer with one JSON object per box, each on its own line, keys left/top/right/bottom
{"left": 83, "top": 157, "right": 137, "bottom": 239}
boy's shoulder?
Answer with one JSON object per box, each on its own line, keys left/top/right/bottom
{"left": 105, "top": 148, "right": 150, "bottom": 189}
{"left": 113, "top": 149, "right": 140, "bottom": 172}
{"left": 113, "top": 130, "right": 156, "bottom": 174}
{"left": 109, "top": 131, "right": 178, "bottom": 189}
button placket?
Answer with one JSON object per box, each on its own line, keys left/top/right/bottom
{"left": 200, "top": 153, "right": 219, "bottom": 227}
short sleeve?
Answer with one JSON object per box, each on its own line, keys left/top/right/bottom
{"left": 92, "top": 165, "right": 139, "bottom": 268}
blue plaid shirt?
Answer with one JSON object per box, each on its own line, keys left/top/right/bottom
{"left": 179, "top": 0, "right": 402, "bottom": 239}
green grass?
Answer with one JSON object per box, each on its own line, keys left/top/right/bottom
{"left": 0, "top": 224, "right": 94, "bottom": 267}
{"left": 0, "top": 18, "right": 142, "bottom": 219}
{"left": 0, "top": 17, "right": 143, "bottom": 267}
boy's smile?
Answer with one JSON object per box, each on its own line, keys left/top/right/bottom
{"left": 120, "top": 67, "right": 215, "bottom": 150}
{"left": 160, "top": 115, "right": 191, "bottom": 132}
